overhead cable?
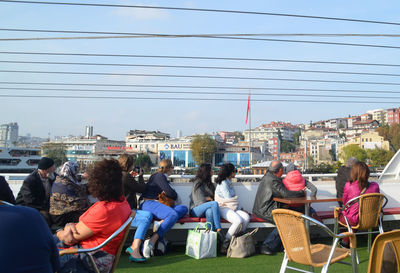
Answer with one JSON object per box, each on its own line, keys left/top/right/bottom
{"left": 2, "top": 28, "right": 400, "bottom": 37}
{"left": 1, "top": 86, "right": 399, "bottom": 100}
{"left": 1, "top": 60, "right": 400, "bottom": 77}
{"left": 2, "top": 34, "right": 400, "bottom": 50}
{"left": 2, "top": 81, "right": 400, "bottom": 94}
{"left": 1, "top": 1, "right": 400, "bottom": 27}
{"left": 0, "top": 51, "right": 399, "bottom": 68}
{"left": 2, "top": 69, "right": 400, "bottom": 86}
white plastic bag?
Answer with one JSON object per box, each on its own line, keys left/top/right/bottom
{"left": 185, "top": 222, "right": 217, "bottom": 259}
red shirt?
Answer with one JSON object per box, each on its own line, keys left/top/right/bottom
{"left": 79, "top": 197, "right": 131, "bottom": 255}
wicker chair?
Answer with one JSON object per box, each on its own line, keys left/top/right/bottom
{"left": 368, "top": 229, "right": 400, "bottom": 273}
{"left": 272, "top": 209, "right": 358, "bottom": 273}
{"left": 334, "top": 192, "right": 388, "bottom": 263}
{"left": 59, "top": 211, "right": 135, "bottom": 273}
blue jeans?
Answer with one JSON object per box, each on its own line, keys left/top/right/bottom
{"left": 131, "top": 210, "right": 153, "bottom": 240}
{"left": 141, "top": 200, "right": 188, "bottom": 238}
{"left": 190, "top": 201, "right": 222, "bottom": 231}
{"left": 262, "top": 228, "right": 282, "bottom": 252}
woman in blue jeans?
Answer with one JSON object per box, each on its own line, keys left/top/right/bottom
{"left": 118, "top": 154, "right": 153, "bottom": 263}
{"left": 140, "top": 159, "right": 188, "bottom": 258}
{"left": 189, "top": 163, "right": 222, "bottom": 232}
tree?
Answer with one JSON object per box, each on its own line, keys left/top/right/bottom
{"left": 339, "top": 144, "right": 367, "bottom": 162}
{"left": 281, "top": 140, "right": 296, "bottom": 153}
{"left": 233, "top": 131, "right": 244, "bottom": 142}
{"left": 367, "top": 148, "right": 394, "bottom": 168}
{"left": 292, "top": 131, "right": 301, "bottom": 146}
{"left": 376, "top": 124, "right": 400, "bottom": 151}
{"left": 135, "top": 154, "right": 153, "bottom": 172}
{"left": 190, "top": 134, "right": 217, "bottom": 165}
{"left": 41, "top": 143, "right": 67, "bottom": 167}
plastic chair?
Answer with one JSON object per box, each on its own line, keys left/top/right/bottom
{"left": 334, "top": 193, "right": 388, "bottom": 263}
{"left": 59, "top": 211, "right": 135, "bottom": 273}
{"left": 0, "top": 200, "right": 15, "bottom": 206}
{"left": 368, "top": 229, "right": 400, "bottom": 273}
{"left": 272, "top": 209, "right": 358, "bottom": 273}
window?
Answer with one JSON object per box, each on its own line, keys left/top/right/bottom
{"left": 159, "top": 150, "right": 171, "bottom": 160}
{"left": 173, "top": 150, "right": 186, "bottom": 167}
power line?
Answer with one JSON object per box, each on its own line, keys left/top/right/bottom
{"left": 2, "top": 28, "right": 400, "bottom": 37}
{"left": 0, "top": 93, "right": 398, "bottom": 104}
{"left": 3, "top": 60, "right": 400, "bottom": 78}
{"left": 2, "top": 81, "right": 400, "bottom": 94}
{"left": 2, "top": 34, "right": 400, "bottom": 50}
{"left": 2, "top": 1, "right": 400, "bottom": 27}
{"left": 1, "top": 51, "right": 399, "bottom": 68}
{"left": 3, "top": 69, "right": 400, "bottom": 86}
{"left": 1, "top": 86, "right": 399, "bottom": 100}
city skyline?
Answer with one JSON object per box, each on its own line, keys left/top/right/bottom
{"left": 2, "top": 1, "right": 400, "bottom": 139}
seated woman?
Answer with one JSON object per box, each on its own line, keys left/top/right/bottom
{"left": 215, "top": 163, "right": 250, "bottom": 254}
{"left": 50, "top": 161, "right": 89, "bottom": 228}
{"left": 189, "top": 163, "right": 222, "bottom": 233}
{"left": 339, "top": 161, "right": 380, "bottom": 247}
{"left": 117, "top": 154, "right": 153, "bottom": 263}
{"left": 55, "top": 158, "right": 131, "bottom": 273}
{"left": 140, "top": 159, "right": 188, "bottom": 258}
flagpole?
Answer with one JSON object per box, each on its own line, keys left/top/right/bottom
{"left": 248, "top": 91, "right": 251, "bottom": 168}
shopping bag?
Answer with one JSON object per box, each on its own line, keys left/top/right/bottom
{"left": 185, "top": 222, "right": 217, "bottom": 259}
{"left": 227, "top": 228, "right": 258, "bottom": 258}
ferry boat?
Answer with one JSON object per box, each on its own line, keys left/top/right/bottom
{"left": 0, "top": 146, "right": 41, "bottom": 173}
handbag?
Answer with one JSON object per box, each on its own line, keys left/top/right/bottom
{"left": 185, "top": 222, "right": 217, "bottom": 259}
{"left": 227, "top": 228, "right": 258, "bottom": 258}
{"left": 158, "top": 191, "right": 175, "bottom": 207}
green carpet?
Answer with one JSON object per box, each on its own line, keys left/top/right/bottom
{"left": 115, "top": 241, "right": 370, "bottom": 273}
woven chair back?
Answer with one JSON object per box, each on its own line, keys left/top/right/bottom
{"left": 110, "top": 211, "right": 135, "bottom": 273}
{"left": 368, "top": 229, "right": 400, "bottom": 273}
{"left": 273, "top": 209, "right": 313, "bottom": 265}
{"left": 358, "top": 193, "right": 385, "bottom": 231}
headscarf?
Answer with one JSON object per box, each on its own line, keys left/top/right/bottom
{"left": 59, "top": 161, "right": 80, "bottom": 184}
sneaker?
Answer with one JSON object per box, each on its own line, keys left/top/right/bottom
{"left": 260, "top": 244, "right": 274, "bottom": 255}
{"left": 142, "top": 239, "right": 154, "bottom": 259}
{"left": 153, "top": 220, "right": 162, "bottom": 233}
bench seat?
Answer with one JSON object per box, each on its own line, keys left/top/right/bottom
{"left": 172, "top": 213, "right": 275, "bottom": 229}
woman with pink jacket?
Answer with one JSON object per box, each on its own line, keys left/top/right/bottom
{"left": 339, "top": 161, "right": 380, "bottom": 247}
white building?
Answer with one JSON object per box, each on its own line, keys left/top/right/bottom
{"left": 125, "top": 130, "right": 170, "bottom": 154}
{"left": 244, "top": 121, "right": 299, "bottom": 142}
{"left": 43, "top": 135, "right": 125, "bottom": 168}
{"left": 0, "top": 122, "right": 18, "bottom": 146}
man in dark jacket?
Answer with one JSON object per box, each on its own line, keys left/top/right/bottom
{"left": 253, "top": 160, "right": 305, "bottom": 255}
{"left": 335, "top": 157, "right": 358, "bottom": 206}
{"left": 0, "top": 176, "right": 16, "bottom": 204}
{"left": 16, "top": 157, "right": 56, "bottom": 226}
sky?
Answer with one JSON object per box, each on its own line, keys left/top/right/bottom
{"left": 2, "top": 0, "right": 400, "bottom": 140}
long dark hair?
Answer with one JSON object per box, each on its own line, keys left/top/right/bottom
{"left": 350, "top": 161, "right": 370, "bottom": 190}
{"left": 215, "top": 163, "right": 236, "bottom": 185}
{"left": 193, "top": 163, "right": 213, "bottom": 191}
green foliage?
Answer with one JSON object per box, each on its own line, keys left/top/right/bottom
{"left": 376, "top": 123, "right": 400, "bottom": 151}
{"left": 366, "top": 148, "right": 395, "bottom": 168}
{"left": 292, "top": 131, "right": 301, "bottom": 146}
{"left": 190, "top": 135, "right": 217, "bottom": 165}
{"left": 306, "top": 155, "right": 315, "bottom": 169}
{"left": 339, "top": 144, "right": 367, "bottom": 162}
{"left": 134, "top": 154, "right": 153, "bottom": 171}
{"left": 41, "top": 143, "right": 67, "bottom": 167}
{"left": 281, "top": 140, "right": 296, "bottom": 153}
{"left": 233, "top": 131, "right": 244, "bottom": 142}
{"left": 307, "top": 162, "right": 336, "bottom": 173}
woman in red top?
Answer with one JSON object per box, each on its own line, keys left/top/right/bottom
{"left": 56, "top": 158, "right": 131, "bottom": 273}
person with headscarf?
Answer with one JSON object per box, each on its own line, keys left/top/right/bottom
{"left": 50, "top": 161, "right": 89, "bottom": 228}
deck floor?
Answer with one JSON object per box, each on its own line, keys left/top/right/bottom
{"left": 115, "top": 238, "right": 373, "bottom": 273}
